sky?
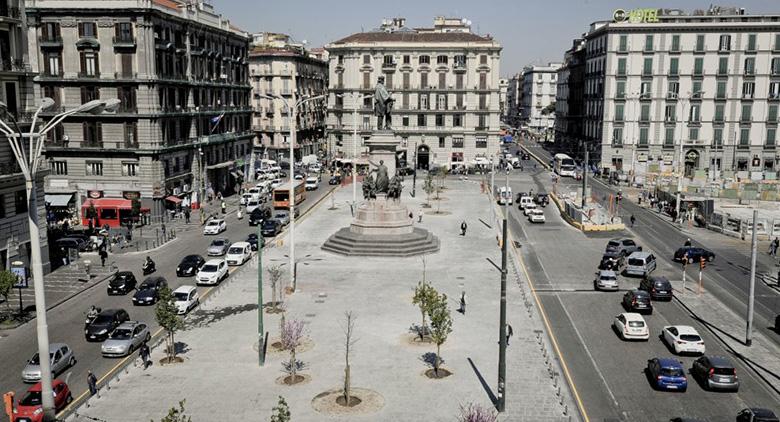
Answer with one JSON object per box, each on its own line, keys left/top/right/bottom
{"left": 215, "top": 0, "right": 778, "bottom": 75}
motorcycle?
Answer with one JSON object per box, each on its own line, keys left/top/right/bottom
{"left": 85, "top": 307, "right": 101, "bottom": 327}
{"left": 142, "top": 259, "right": 156, "bottom": 275}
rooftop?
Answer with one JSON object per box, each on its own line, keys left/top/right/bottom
{"left": 330, "top": 31, "right": 494, "bottom": 45}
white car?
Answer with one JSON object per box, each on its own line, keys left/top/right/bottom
{"left": 246, "top": 198, "right": 261, "bottom": 214}
{"left": 528, "top": 209, "right": 545, "bottom": 223}
{"left": 172, "top": 285, "right": 199, "bottom": 315}
{"left": 196, "top": 259, "right": 228, "bottom": 285}
{"left": 522, "top": 202, "right": 538, "bottom": 216}
{"left": 225, "top": 242, "right": 252, "bottom": 266}
{"left": 271, "top": 178, "right": 283, "bottom": 189}
{"left": 203, "top": 219, "right": 226, "bottom": 235}
{"left": 594, "top": 270, "right": 619, "bottom": 291}
{"left": 613, "top": 313, "right": 649, "bottom": 341}
{"left": 662, "top": 325, "right": 706, "bottom": 355}
{"left": 305, "top": 177, "right": 319, "bottom": 191}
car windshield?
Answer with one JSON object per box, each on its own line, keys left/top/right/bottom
{"left": 228, "top": 247, "right": 244, "bottom": 254}
{"left": 628, "top": 321, "right": 644, "bottom": 328}
{"left": 28, "top": 353, "right": 53, "bottom": 365}
{"left": 628, "top": 258, "right": 644, "bottom": 266}
{"left": 661, "top": 367, "right": 684, "bottom": 377}
{"left": 601, "top": 275, "right": 617, "bottom": 281}
{"left": 201, "top": 264, "right": 218, "bottom": 272}
{"left": 248, "top": 201, "right": 259, "bottom": 206}
{"left": 110, "top": 328, "right": 132, "bottom": 340}
{"left": 19, "top": 391, "right": 42, "bottom": 406}
{"left": 211, "top": 240, "right": 225, "bottom": 247}
{"left": 607, "top": 241, "right": 619, "bottom": 248}
{"left": 655, "top": 282, "right": 669, "bottom": 288}
{"left": 174, "top": 292, "right": 190, "bottom": 301}
{"left": 93, "top": 314, "right": 114, "bottom": 324}
{"left": 183, "top": 256, "right": 199, "bottom": 263}
{"left": 206, "top": 221, "right": 219, "bottom": 226}
{"left": 139, "top": 282, "right": 154, "bottom": 290}
{"left": 275, "top": 214, "right": 287, "bottom": 219}
{"left": 680, "top": 334, "right": 702, "bottom": 342}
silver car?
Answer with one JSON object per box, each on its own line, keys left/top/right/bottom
{"left": 207, "top": 238, "right": 231, "bottom": 256}
{"left": 594, "top": 270, "right": 619, "bottom": 291}
{"left": 101, "top": 321, "right": 151, "bottom": 357}
{"left": 22, "top": 343, "right": 76, "bottom": 383}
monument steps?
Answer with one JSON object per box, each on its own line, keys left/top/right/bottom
{"left": 322, "top": 227, "right": 440, "bottom": 257}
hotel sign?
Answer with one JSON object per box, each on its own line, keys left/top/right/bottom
{"left": 613, "top": 8, "right": 660, "bottom": 23}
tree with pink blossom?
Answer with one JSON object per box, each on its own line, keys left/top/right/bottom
{"left": 458, "top": 403, "right": 497, "bottom": 422}
{"left": 280, "top": 318, "right": 305, "bottom": 382}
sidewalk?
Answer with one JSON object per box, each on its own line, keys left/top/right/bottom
{"left": 69, "top": 179, "right": 576, "bottom": 422}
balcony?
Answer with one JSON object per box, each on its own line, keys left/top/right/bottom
{"left": 114, "top": 71, "right": 138, "bottom": 80}
{"left": 0, "top": 58, "right": 30, "bottom": 73}
{"left": 0, "top": 5, "right": 21, "bottom": 19}
{"left": 454, "top": 62, "right": 467, "bottom": 73}
{"left": 78, "top": 71, "right": 100, "bottom": 79}
{"left": 113, "top": 36, "right": 136, "bottom": 48}
{"left": 38, "top": 35, "right": 63, "bottom": 48}
{"left": 382, "top": 61, "right": 397, "bottom": 70}
{"left": 0, "top": 160, "right": 21, "bottom": 177}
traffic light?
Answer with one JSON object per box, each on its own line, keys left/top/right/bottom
{"left": 699, "top": 257, "right": 706, "bottom": 270}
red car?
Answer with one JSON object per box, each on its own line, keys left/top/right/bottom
{"left": 14, "top": 379, "right": 72, "bottom": 422}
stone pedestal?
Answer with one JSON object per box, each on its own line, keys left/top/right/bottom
{"left": 351, "top": 194, "right": 414, "bottom": 236}
{"left": 364, "top": 131, "right": 398, "bottom": 177}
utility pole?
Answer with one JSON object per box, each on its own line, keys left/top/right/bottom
{"left": 411, "top": 141, "right": 417, "bottom": 197}
{"left": 746, "top": 209, "right": 758, "bottom": 346}
{"left": 497, "top": 168, "right": 509, "bottom": 412}
{"left": 581, "top": 148, "right": 588, "bottom": 208}
{"left": 257, "top": 224, "right": 265, "bottom": 366}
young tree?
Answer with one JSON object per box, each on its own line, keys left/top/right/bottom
{"left": 155, "top": 399, "right": 191, "bottom": 422}
{"left": 0, "top": 270, "right": 16, "bottom": 311}
{"left": 342, "top": 311, "right": 358, "bottom": 405}
{"left": 131, "top": 198, "right": 142, "bottom": 220}
{"left": 155, "top": 286, "right": 183, "bottom": 363}
{"left": 267, "top": 265, "right": 284, "bottom": 311}
{"left": 458, "top": 403, "right": 497, "bottom": 422}
{"left": 428, "top": 290, "right": 452, "bottom": 375}
{"left": 422, "top": 172, "right": 435, "bottom": 207}
{"left": 270, "top": 396, "right": 291, "bottom": 422}
{"left": 411, "top": 281, "right": 436, "bottom": 341}
{"left": 280, "top": 318, "right": 305, "bottom": 380}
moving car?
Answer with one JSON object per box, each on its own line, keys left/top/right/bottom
{"left": 622, "top": 289, "right": 653, "bottom": 314}
{"left": 329, "top": 175, "right": 342, "bottom": 185}
{"left": 246, "top": 233, "right": 264, "bottom": 251}
{"left": 54, "top": 237, "right": 88, "bottom": 252}
{"left": 305, "top": 176, "right": 319, "bottom": 191}
{"left": 132, "top": 277, "right": 167, "bottom": 306}
{"left": 673, "top": 246, "right": 715, "bottom": 263}
{"left": 261, "top": 219, "right": 282, "bottom": 237}
{"left": 691, "top": 355, "right": 739, "bottom": 392}
{"left": 21, "top": 344, "right": 76, "bottom": 383}
{"left": 534, "top": 193, "right": 549, "bottom": 207}
{"left": 203, "top": 218, "right": 227, "bottom": 235}
{"left": 612, "top": 313, "right": 649, "bottom": 341}
{"left": 736, "top": 408, "right": 779, "bottom": 422}
{"left": 173, "top": 285, "right": 199, "bottom": 315}
{"left": 107, "top": 271, "right": 137, "bottom": 295}
{"left": 594, "top": 270, "right": 619, "bottom": 291}
{"left": 196, "top": 259, "right": 228, "bottom": 286}
{"left": 517, "top": 196, "right": 533, "bottom": 210}
{"left": 207, "top": 238, "right": 231, "bottom": 256}
{"left": 245, "top": 198, "right": 262, "bottom": 214}
{"left": 662, "top": 325, "right": 706, "bottom": 355}
{"left": 249, "top": 207, "right": 270, "bottom": 226}
{"left": 14, "top": 380, "right": 72, "bottom": 422}
{"left": 646, "top": 357, "right": 688, "bottom": 392}
{"left": 274, "top": 212, "right": 291, "bottom": 226}
{"left": 85, "top": 309, "right": 130, "bottom": 341}
{"left": 226, "top": 242, "right": 252, "bottom": 266}
{"left": 176, "top": 255, "right": 205, "bottom": 277}
{"left": 624, "top": 251, "right": 657, "bottom": 277}
{"left": 527, "top": 209, "right": 546, "bottom": 223}
{"left": 639, "top": 276, "right": 673, "bottom": 301}
{"left": 101, "top": 321, "right": 151, "bottom": 357}
{"left": 605, "top": 238, "right": 642, "bottom": 256}
{"left": 522, "top": 202, "right": 538, "bottom": 216}
{"left": 598, "top": 252, "right": 625, "bottom": 272}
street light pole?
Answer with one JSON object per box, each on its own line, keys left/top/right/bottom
{"left": 746, "top": 208, "right": 758, "bottom": 346}
{"left": 257, "top": 224, "right": 265, "bottom": 366}
{"left": 674, "top": 91, "right": 703, "bottom": 225}
{"left": 497, "top": 168, "right": 509, "bottom": 412}
{"left": 352, "top": 95, "right": 358, "bottom": 205}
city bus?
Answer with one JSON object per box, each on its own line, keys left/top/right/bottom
{"left": 272, "top": 181, "right": 306, "bottom": 209}
{"left": 553, "top": 153, "right": 577, "bottom": 177}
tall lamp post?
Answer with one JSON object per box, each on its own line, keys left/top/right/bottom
{"left": 674, "top": 91, "right": 704, "bottom": 225}
{"left": 0, "top": 97, "right": 120, "bottom": 421}
{"left": 335, "top": 92, "right": 373, "bottom": 205}
{"left": 259, "top": 93, "right": 326, "bottom": 290}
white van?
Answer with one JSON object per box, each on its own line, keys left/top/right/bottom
{"left": 497, "top": 186, "right": 513, "bottom": 205}
{"left": 246, "top": 198, "right": 262, "bottom": 213}
{"left": 173, "top": 285, "right": 199, "bottom": 315}
{"left": 518, "top": 196, "right": 534, "bottom": 210}
{"left": 625, "top": 251, "right": 657, "bottom": 277}
{"left": 225, "top": 242, "right": 252, "bottom": 266}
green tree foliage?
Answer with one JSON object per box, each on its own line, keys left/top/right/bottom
{"left": 0, "top": 270, "right": 16, "bottom": 310}
{"left": 411, "top": 281, "right": 437, "bottom": 341}
{"left": 270, "top": 396, "right": 291, "bottom": 422}
{"left": 428, "top": 289, "right": 453, "bottom": 375}
{"left": 155, "top": 400, "right": 191, "bottom": 422}
{"left": 155, "top": 286, "right": 183, "bottom": 362}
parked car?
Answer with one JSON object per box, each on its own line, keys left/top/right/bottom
{"left": 594, "top": 270, "right": 619, "bottom": 291}
{"left": 176, "top": 255, "right": 205, "bottom": 277}
{"left": 646, "top": 357, "right": 688, "bottom": 392}
{"left": 196, "top": 259, "right": 228, "bottom": 286}
{"left": 85, "top": 309, "right": 130, "bottom": 341}
{"left": 101, "top": 321, "right": 151, "bottom": 357}
{"left": 207, "top": 238, "right": 231, "bottom": 256}
{"left": 54, "top": 237, "right": 87, "bottom": 252}
{"left": 246, "top": 233, "right": 264, "bottom": 251}
{"left": 226, "top": 242, "right": 252, "bottom": 266}
{"left": 107, "top": 271, "right": 137, "bottom": 295}
{"left": 625, "top": 251, "right": 657, "bottom": 277}
{"left": 612, "top": 313, "right": 649, "bottom": 341}
{"left": 329, "top": 175, "right": 342, "bottom": 185}
{"left": 674, "top": 247, "right": 715, "bottom": 263}
{"left": 662, "top": 325, "right": 706, "bottom": 355}
{"left": 261, "top": 219, "right": 282, "bottom": 237}
{"left": 203, "top": 218, "right": 227, "bottom": 235}
{"left": 598, "top": 252, "right": 625, "bottom": 272}
{"left": 132, "top": 277, "right": 167, "bottom": 306}
{"left": 527, "top": 209, "right": 546, "bottom": 223}
{"left": 21, "top": 343, "right": 76, "bottom": 383}
{"left": 305, "top": 176, "right": 319, "bottom": 191}
{"left": 14, "top": 380, "right": 72, "bottom": 422}
{"left": 691, "top": 355, "right": 739, "bottom": 392}
{"left": 605, "top": 238, "right": 642, "bottom": 256}
{"left": 521, "top": 153, "right": 530, "bottom": 160}
{"left": 172, "top": 285, "right": 199, "bottom": 315}
{"left": 639, "top": 276, "right": 673, "bottom": 301}
{"left": 249, "top": 207, "right": 271, "bottom": 226}
{"left": 736, "top": 408, "right": 779, "bottom": 422}
{"left": 622, "top": 289, "right": 653, "bottom": 314}
{"left": 274, "top": 212, "right": 291, "bottom": 226}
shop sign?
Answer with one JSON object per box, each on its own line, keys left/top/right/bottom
{"left": 87, "top": 190, "right": 103, "bottom": 199}
{"left": 662, "top": 153, "right": 674, "bottom": 164}
{"left": 122, "top": 191, "right": 141, "bottom": 200}
{"left": 637, "top": 153, "right": 648, "bottom": 162}
{"left": 613, "top": 8, "right": 659, "bottom": 23}
{"left": 152, "top": 182, "right": 163, "bottom": 198}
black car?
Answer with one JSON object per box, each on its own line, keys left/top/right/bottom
{"left": 736, "top": 408, "right": 779, "bottom": 422}
{"left": 329, "top": 175, "right": 342, "bottom": 185}
{"left": 534, "top": 193, "right": 549, "bottom": 207}
{"left": 599, "top": 252, "right": 625, "bottom": 272}
{"left": 249, "top": 207, "right": 271, "bottom": 226}
{"left": 85, "top": 309, "right": 129, "bottom": 342}
{"left": 246, "top": 233, "right": 265, "bottom": 251}
{"left": 674, "top": 247, "right": 715, "bottom": 263}
{"left": 261, "top": 219, "right": 282, "bottom": 237}
{"left": 176, "top": 255, "right": 205, "bottom": 277}
{"left": 132, "top": 276, "right": 167, "bottom": 306}
{"left": 639, "top": 276, "right": 673, "bottom": 301}
{"left": 521, "top": 153, "right": 530, "bottom": 160}
{"left": 622, "top": 289, "right": 653, "bottom": 314}
{"left": 107, "top": 271, "right": 137, "bottom": 295}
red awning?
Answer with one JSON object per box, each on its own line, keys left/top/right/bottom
{"left": 165, "top": 196, "right": 183, "bottom": 204}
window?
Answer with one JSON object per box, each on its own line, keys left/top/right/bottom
{"left": 689, "top": 128, "right": 699, "bottom": 141}
{"left": 419, "top": 93, "right": 428, "bottom": 110}
{"left": 772, "top": 58, "right": 780, "bottom": 75}
{"left": 417, "top": 114, "right": 425, "bottom": 127}
{"left": 436, "top": 55, "right": 448, "bottom": 65}
{"left": 82, "top": 121, "right": 102, "bottom": 147}
{"left": 453, "top": 114, "right": 463, "bottom": 127}
{"left": 740, "top": 128, "right": 750, "bottom": 146}
{"left": 86, "top": 161, "right": 103, "bottom": 176}
{"left": 716, "top": 81, "right": 727, "bottom": 99}
{"left": 44, "top": 52, "right": 61, "bottom": 76}
{"left": 362, "top": 72, "right": 370, "bottom": 89}
{"left": 479, "top": 73, "right": 487, "bottom": 90}
{"left": 420, "top": 73, "right": 428, "bottom": 89}
{"left": 617, "top": 58, "right": 626, "bottom": 76}
{"left": 667, "top": 81, "right": 679, "bottom": 98}
{"left": 41, "top": 22, "right": 60, "bottom": 42}
{"left": 476, "top": 137, "right": 487, "bottom": 148}
{"left": 640, "top": 81, "right": 651, "bottom": 98}
{"left": 120, "top": 53, "right": 133, "bottom": 78}
{"left": 383, "top": 55, "right": 394, "bottom": 65}
{"left": 719, "top": 34, "right": 731, "bottom": 51}
{"left": 771, "top": 82, "right": 780, "bottom": 99}
{"left": 737, "top": 159, "right": 748, "bottom": 170}
{"left": 403, "top": 55, "right": 410, "bottom": 64}
{"left": 618, "top": 35, "right": 627, "bottom": 52}
{"left": 117, "top": 86, "right": 136, "bottom": 112}
{"left": 768, "top": 128, "right": 777, "bottom": 147}
{"left": 741, "top": 104, "right": 752, "bottom": 121}
{"left": 480, "top": 55, "right": 487, "bottom": 65}
{"left": 439, "top": 73, "right": 446, "bottom": 90}
{"left": 438, "top": 137, "right": 445, "bottom": 148}
{"left": 435, "top": 114, "right": 444, "bottom": 127}
{"left": 664, "top": 105, "right": 676, "bottom": 122}
{"left": 14, "top": 190, "right": 26, "bottom": 214}
{"left": 80, "top": 86, "right": 99, "bottom": 104}
{"left": 775, "top": 34, "right": 780, "bottom": 51}
{"left": 52, "top": 161, "right": 67, "bottom": 175}
{"left": 743, "top": 82, "right": 755, "bottom": 99}
{"left": 769, "top": 105, "right": 779, "bottom": 121}
{"left": 612, "top": 127, "right": 623, "bottom": 145}
{"left": 78, "top": 22, "right": 97, "bottom": 38}
{"left": 718, "top": 57, "right": 728, "bottom": 75}
{"left": 454, "top": 55, "right": 466, "bottom": 68}
{"left": 695, "top": 34, "right": 705, "bottom": 52}
{"left": 122, "top": 162, "right": 138, "bottom": 176}
{"left": 692, "top": 81, "right": 703, "bottom": 98}
{"left": 419, "top": 55, "right": 430, "bottom": 65}
{"left": 693, "top": 58, "right": 703, "bottom": 75}
{"left": 452, "top": 137, "right": 464, "bottom": 148}
{"left": 43, "top": 85, "right": 60, "bottom": 108}
{"left": 669, "top": 58, "right": 679, "bottom": 75}
{"left": 664, "top": 127, "right": 675, "bottom": 146}
{"left": 671, "top": 35, "right": 680, "bottom": 52}
{"left": 80, "top": 51, "right": 99, "bottom": 76}
{"left": 402, "top": 116, "right": 409, "bottom": 127}
{"left": 402, "top": 73, "right": 410, "bottom": 89}
{"left": 639, "top": 127, "right": 649, "bottom": 146}
{"left": 642, "top": 58, "right": 652, "bottom": 75}
{"left": 0, "top": 194, "right": 4, "bottom": 218}
{"left": 640, "top": 104, "right": 650, "bottom": 122}
{"left": 714, "top": 104, "right": 725, "bottom": 122}
{"left": 689, "top": 104, "right": 700, "bottom": 123}
{"left": 644, "top": 35, "right": 653, "bottom": 51}
{"left": 744, "top": 57, "right": 755, "bottom": 75}
{"left": 615, "top": 104, "right": 624, "bottom": 121}
{"left": 713, "top": 128, "right": 723, "bottom": 147}
{"left": 115, "top": 22, "right": 133, "bottom": 42}
{"left": 362, "top": 54, "right": 371, "bottom": 64}
{"left": 124, "top": 122, "right": 138, "bottom": 146}
{"left": 616, "top": 81, "right": 626, "bottom": 99}
{"left": 747, "top": 34, "right": 757, "bottom": 52}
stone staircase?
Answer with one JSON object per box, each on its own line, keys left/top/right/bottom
{"left": 321, "top": 227, "right": 440, "bottom": 257}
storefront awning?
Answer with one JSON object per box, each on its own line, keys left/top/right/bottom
{"left": 165, "top": 195, "right": 183, "bottom": 204}
{"left": 45, "top": 193, "right": 75, "bottom": 207}
{"left": 206, "top": 160, "right": 234, "bottom": 170}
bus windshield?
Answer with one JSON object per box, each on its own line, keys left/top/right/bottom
{"left": 274, "top": 191, "right": 289, "bottom": 202}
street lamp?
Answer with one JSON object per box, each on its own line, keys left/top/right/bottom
{"left": 335, "top": 92, "right": 373, "bottom": 205}
{"left": 257, "top": 92, "right": 326, "bottom": 290}
{"left": 674, "top": 91, "right": 704, "bottom": 225}
{"left": 0, "top": 97, "right": 120, "bottom": 421}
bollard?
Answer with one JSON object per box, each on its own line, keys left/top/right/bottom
{"left": 564, "top": 405, "right": 569, "bottom": 416}
{"left": 153, "top": 241, "right": 157, "bottom": 249}
{"left": 556, "top": 385, "right": 561, "bottom": 397}
{"left": 145, "top": 240, "right": 149, "bottom": 250}
{"left": 554, "top": 376, "right": 558, "bottom": 387}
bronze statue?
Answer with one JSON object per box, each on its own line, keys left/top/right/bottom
{"left": 362, "top": 173, "right": 376, "bottom": 199}
{"left": 374, "top": 76, "right": 394, "bottom": 130}
{"left": 388, "top": 175, "right": 403, "bottom": 199}
{"left": 368, "top": 159, "right": 389, "bottom": 193}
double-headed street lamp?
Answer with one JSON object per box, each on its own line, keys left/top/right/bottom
{"left": 0, "top": 97, "right": 120, "bottom": 421}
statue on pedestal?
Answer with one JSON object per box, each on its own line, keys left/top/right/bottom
{"left": 374, "top": 76, "right": 394, "bottom": 130}
{"left": 362, "top": 173, "right": 376, "bottom": 200}
{"left": 388, "top": 175, "right": 403, "bottom": 199}
{"left": 368, "top": 159, "right": 389, "bottom": 193}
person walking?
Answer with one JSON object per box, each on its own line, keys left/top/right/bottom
{"left": 418, "top": 210, "right": 423, "bottom": 223}
{"left": 221, "top": 200, "right": 226, "bottom": 214}
{"left": 87, "top": 371, "right": 98, "bottom": 396}
{"left": 99, "top": 249, "right": 107, "bottom": 267}
{"left": 630, "top": 214, "right": 636, "bottom": 227}
{"left": 140, "top": 342, "right": 151, "bottom": 369}
{"left": 459, "top": 291, "right": 466, "bottom": 315}
{"left": 505, "top": 324, "right": 514, "bottom": 346}
{"left": 184, "top": 209, "right": 190, "bottom": 224}
{"left": 684, "top": 238, "right": 692, "bottom": 247}
{"left": 460, "top": 220, "right": 468, "bottom": 236}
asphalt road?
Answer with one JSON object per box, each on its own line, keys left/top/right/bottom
{"left": 499, "top": 146, "right": 779, "bottom": 421}
{"left": 0, "top": 181, "right": 333, "bottom": 409}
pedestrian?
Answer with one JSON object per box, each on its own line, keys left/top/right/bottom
{"left": 506, "top": 324, "right": 513, "bottom": 346}
{"left": 221, "top": 201, "right": 226, "bottom": 214}
{"left": 630, "top": 214, "right": 636, "bottom": 227}
{"left": 237, "top": 208, "right": 243, "bottom": 220}
{"left": 161, "top": 223, "right": 166, "bottom": 238}
{"left": 184, "top": 209, "right": 190, "bottom": 224}
{"left": 772, "top": 238, "right": 779, "bottom": 256}
{"left": 684, "top": 238, "right": 692, "bottom": 247}
{"left": 777, "top": 269, "right": 780, "bottom": 288}
{"left": 408, "top": 211, "right": 413, "bottom": 220}
{"left": 460, "top": 220, "right": 468, "bottom": 236}
{"left": 87, "top": 371, "right": 98, "bottom": 396}
{"left": 99, "top": 249, "right": 107, "bottom": 267}
{"left": 140, "top": 342, "right": 151, "bottom": 369}
{"left": 418, "top": 210, "right": 423, "bottom": 223}
{"left": 459, "top": 291, "right": 466, "bottom": 315}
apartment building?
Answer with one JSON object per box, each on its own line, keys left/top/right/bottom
{"left": 554, "top": 38, "right": 586, "bottom": 159}
{"left": 506, "top": 73, "right": 522, "bottom": 128}
{"left": 325, "top": 17, "right": 502, "bottom": 170}
{"left": 520, "top": 63, "right": 561, "bottom": 136}
{"left": 249, "top": 37, "right": 328, "bottom": 163}
{"left": 28, "top": 0, "right": 253, "bottom": 217}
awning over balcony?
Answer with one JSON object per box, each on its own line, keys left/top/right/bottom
{"left": 165, "top": 196, "right": 182, "bottom": 204}
{"left": 45, "top": 193, "right": 75, "bottom": 207}
{"left": 206, "top": 160, "right": 234, "bottom": 170}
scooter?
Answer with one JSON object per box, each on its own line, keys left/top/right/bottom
{"left": 85, "top": 307, "right": 101, "bottom": 327}
{"left": 142, "top": 259, "right": 156, "bottom": 275}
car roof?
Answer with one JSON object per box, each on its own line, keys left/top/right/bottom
{"left": 99, "top": 309, "right": 123, "bottom": 316}
{"left": 649, "top": 276, "right": 670, "bottom": 283}
{"left": 208, "top": 219, "right": 224, "bottom": 223}
{"left": 173, "top": 285, "right": 196, "bottom": 293}
{"left": 628, "top": 251, "right": 651, "bottom": 258}
{"left": 706, "top": 356, "right": 734, "bottom": 367}
{"left": 306, "top": 177, "right": 317, "bottom": 181}
{"left": 117, "top": 271, "right": 134, "bottom": 276}
{"left": 657, "top": 357, "right": 684, "bottom": 368}
{"left": 622, "top": 313, "right": 645, "bottom": 322}
{"left": 183, "top": 254, "right": 202, "bottom": 260}
{"left": 204, "top": 258, "right": 225, "bottom": 265}
{"left": 599, "top": 270, "right": 617, "bottom": 276}
{"left": 116, "top": 321, "right": 142, "bottom": 330}
{"left": 230, "top": 242, "right": 250, "bottom": 248}
{"left": 47, "top": 343, "right": 68, "bottom": 352}
{"left": 668, "top": 325, "right": 698, "bottom": 335}
{"left": 632, "top": 289, "right": 650, "bottom": 296}
{"left": 142, "top": 276, "right": 165, "bottom": 284}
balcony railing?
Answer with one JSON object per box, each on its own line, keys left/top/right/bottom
{"left": 0, "top": 58, "right": 29, "bottom": 73}
{"left": 38, "top": 35, "right": 63, "bottom": 47}
{"left": 0, "top": 160, "right": 21, "bottom": 176}
{"left": 113, "top": 36, "right": 136, "bottom": 48}
{"left": 78, "top": 71, "right": 100, "bottom": 78}
{"left": 0, "top": 5, "right": 21, "bottom": 19}
{"left": 83, "top": 141, "right": 103, "bottom": 148}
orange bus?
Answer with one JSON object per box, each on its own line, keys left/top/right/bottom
{"left": 273, "top": 181, "right": 306, "bottom": 209}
